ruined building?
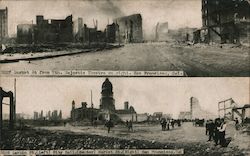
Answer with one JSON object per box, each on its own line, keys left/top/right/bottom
{"left": 114, "top": 14, "right": 143, "bottom": 43}
{"left": 17, "top": 24, "right": 34, "bottom": 44}
{"left": 74, "top": 18, "right": 107, "bottom": 44}
{"left": 155, "top": 22, "right": 169, "bottom": 41}
{"left": 190, "top": 97, "right": 216, "bottom": 119}
{"left": 33, "top": 110, "right": 62, "bottom": 120}
{"left": 73, "top": 18, "right": 83, "bottom": 42}
{"left": 71, "top": 101, "right": 99, "bottom": 122}
{"left": 106, "top": 23, "right": 117, "bottom": 43}
{"left": 178, "top": 97, "right": 215, "bottom": 120}
{"left": 168, "top": 27, "right": 197, "bottom": 42}
{"left": 17, "top": 15, "right": 73, "bottom": 44}
{"left": 0, "top": 7, "right": 8, "bottom": 43}
{"left": 218, "top": 98, "right": 250, "bottom": 122}
{"left": 82, "top": 24, "right": 106, "bottom": 43}
{"left": 71, "top": 78, "right": 144, "bottom": 122}
{"left": 34, "top": 15, "right": 73, "bottom": 43}
{"left": 116, "top": 101, "right": 137, "bottom": 122}
{"left": 194, "top": 0, "right": 250, "bottom": 44}
{"left": 178, "top": 111, "right": 192, "bottom": 120}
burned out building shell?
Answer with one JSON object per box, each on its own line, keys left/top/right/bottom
{"left": 0, "top": 7, "right": 8, "bottom": 43}
{"left": 17, "top": 24, "right": 34, "bottom": 44}
{"left": 34, "top": 15, "right": 73, "bottom": 43}
{"left": 114, "top": 14, "right": 143, "bottom": 43}
{"left": 155, "top": 22, "right": 169, "bottom": 41}
{"left": 116, "top": 101, "right": 137, "bottom": 122}
{"left": 195, "top": 0, "right": 250, "bottom": 44}
{"left": 71, "top": 101, "right": 100, "bottom": 122}
{"left": 17, "top": 15, "right": 74, "bottom": 44}
{"left": 106, "top": 23, "right": 117, "bottom": 43}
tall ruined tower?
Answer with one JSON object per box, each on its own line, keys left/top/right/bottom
{"left": 100, "top": 78, "right": 115, "bottom": 111}
{"left": 0, "top": 7, "right": 8, "bottom": 42}
{"left": 71, "top": 100, "right": 75, "bottom": 121}
{"left": 190, "top": 97, "right": 202, "bottom": 119}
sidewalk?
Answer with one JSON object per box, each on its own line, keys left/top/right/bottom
{"left": 0, "top": 45, "right": 121, "bottom": 63}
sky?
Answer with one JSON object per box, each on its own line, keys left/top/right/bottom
{"left": 0, "top": 77, "right": 249, "bottom": 119}
{"left": 0, "top": 0, "right": 202, "bottom": 39}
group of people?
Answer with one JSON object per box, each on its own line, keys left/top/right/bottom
{"left": 160, "top": 118, "right": 181, "bottom": 131}
{"left": 105, "top": 119, "right": 134, "bottom": 133}
{"left": 205, "top": 118, "right": 228, "bottom": 147}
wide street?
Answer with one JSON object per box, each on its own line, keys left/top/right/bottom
{"left": 1, "top": 42, "right": 249, "bottom": 76}
{"left": 37, "top": 122, "right": 249, "bottom": 155}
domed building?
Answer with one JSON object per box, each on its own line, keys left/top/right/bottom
{"left": 70, "top": 78, "right": 148, "bottom": 123}
{"left": 99, "top": 78, "right": 115, "bottom": 111}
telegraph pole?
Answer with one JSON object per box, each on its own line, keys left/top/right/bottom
{"left": 91, "top": 90, "right": 94, "bottom": 125}
{"left": 14, "top": 78, "right": 16, "bottom": 122}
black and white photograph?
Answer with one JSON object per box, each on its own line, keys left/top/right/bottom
{"left": 0, "top": 0, "right": 249, "bottom": 76}
{"left": 0, "top": 77, "right": 249, "bottom": 155}
{"left": 0, "top": 0, "right": 250, "bottom": 155}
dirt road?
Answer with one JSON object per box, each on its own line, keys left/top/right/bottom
{"left": 37, "top": 122, "right": 249, "bottom": 155}
{"left": 1, "top": 43, "right": 249, "bottom": 76}
{"left": 1, "top": 122, "right": 248, "bottom": 155}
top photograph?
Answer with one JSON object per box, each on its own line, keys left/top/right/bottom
{"left": 0, "top": 0, "right": 249, "bottom": 77}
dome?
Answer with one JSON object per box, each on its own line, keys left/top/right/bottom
{"left": 102, "top": 78, "right": 113, "bottom": 92}
{"left": 129, "top": 106, "right": 135, "bottom": 113}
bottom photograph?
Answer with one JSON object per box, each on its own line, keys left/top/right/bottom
{"left": 0, "top": 77, "right": 249, "bottom": 155}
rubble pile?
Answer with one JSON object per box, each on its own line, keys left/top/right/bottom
{"left": 0, "top": 128, "right": 244, "bottom": 156}
{"left": 1, "top": 43, "right": 120, "bottom": 54}
{"left": 1, "top": 129, "right": 174, "bottom": 150}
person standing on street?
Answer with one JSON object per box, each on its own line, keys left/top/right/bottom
{"left": 105, "top": 119, "right": 114, "bottom": 133}
{"left": 207, "top": 120, "right": 215, "bottom": 141}
{"left": 205, "top": 120, "right": 209, "bottom": 135}
{"left": 170, "top": 119, "right": 175, "bottom": 129}
{"left": 214, "top": 118, "right": 221, "bottom": 146}
{"left": 218, "top": 118, "right": 227, "bottom": 147}
{"left": 128, "top": 120, "right": 133, "bottom": 132}
{"left": 235, "top": 118, "right": 239, "bottom": 130}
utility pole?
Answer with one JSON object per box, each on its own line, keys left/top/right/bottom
{"left": 117, "top": 22, "right": 121, "bottom": 46}
{"left": 14, "top": 78, "right": 16, "bottom": 122}
{"left": 91, "top": 90, "right": 94, "bottom": 125}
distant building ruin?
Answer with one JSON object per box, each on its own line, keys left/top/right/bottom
{"left": 0, "top": 7, "right": 8, "bottom": 43}
{"left": 114, "top": 14, "right": 143, "bottom": 43}
{"left": 35, "top": 15, "right": 73, "bottom": 43}
{"left": 17, "top": 24, "right": 35, "bottom": 44}
{"left": 33, "top": 109, "right": 62, "bottom": 120}
{"left": 168, "top": 27, "right": 197, "bottom": 42}
{"left": 71, "top": 101, "right": 100, "bottom": 122}
{"left": 178, "top": 97, "right": 215, "bottom": 120}
{"left": 17, "top": 15, "right": 73, "bottom": 44}
{"left": 178, "top": 111, "right": 192, "bottom": 120}
{"left": 73, "top": 18, "right": 83, "bottom": 42}
{"left": 74, "top": 19, "right": 111, "bottom": 44}
{"left": 155, "top": 22, "right": 169, "bottom": 41}
{"left": 194, "top": 0, "right": 250, "bottom": 44}
{"left": 106, "top": 23, "right": 116, "bottom": 43}
{"left": 116, "top": 101, "right": 137, "bottom": 122}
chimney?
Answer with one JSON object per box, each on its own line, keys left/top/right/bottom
{"left": 124, "top": 101, "right": 129, "bottom": 110}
